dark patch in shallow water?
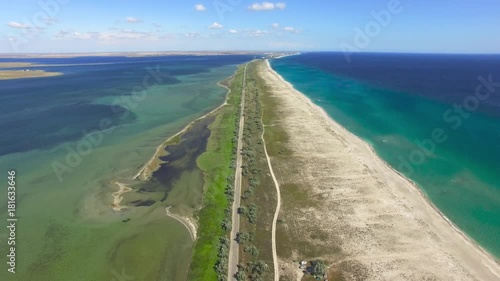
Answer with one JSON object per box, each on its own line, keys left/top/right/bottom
{"left": 133, "top": 200, "right": 156, "bottom": 207}
{"left": 142, "top": 116, "right": 214, "bottom": 202}
{"left": 0, "top": 55, "right": 254, "bottom": 156}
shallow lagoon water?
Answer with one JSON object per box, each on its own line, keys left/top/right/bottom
{"left": 0, "top": 55, "right": 252, "bottom": 281}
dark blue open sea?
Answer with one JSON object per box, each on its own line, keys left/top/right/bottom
{"left": 271, "top": 53, "right": 500, "bottom": 258}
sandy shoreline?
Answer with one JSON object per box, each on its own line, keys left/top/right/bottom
{"left": 166, "top": 207, "right": 197, "bottom": 241}
{"left": 262, "top": 59, "right": 500, "bottom": 280}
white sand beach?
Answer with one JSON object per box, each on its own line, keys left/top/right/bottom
{"left": 260, "top": 60, "right": 500, "bottom": 280}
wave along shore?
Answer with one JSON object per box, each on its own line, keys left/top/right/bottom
{"left": 261, "top": 59, "right": 500, "bottom": 280}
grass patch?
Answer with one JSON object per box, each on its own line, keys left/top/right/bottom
{"left": 188, "top": 65, "right": 245, "bottom": 281}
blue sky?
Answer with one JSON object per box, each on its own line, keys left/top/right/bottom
{"left": 1, "top": 0, "right": 499, "bottom": 53}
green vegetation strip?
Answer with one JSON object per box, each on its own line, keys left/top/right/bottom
{"left": 188, "top": 65, "right": 245, "bottom": 281}
{"left": 235, "top": 61, "right": 275, "bottom": 281}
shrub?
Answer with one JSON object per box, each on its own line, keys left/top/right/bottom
{"left": 243, "top": 245, "right": 259, "bottom": 256}
{"left": 236, "top": 231, "right": 249, "bottom": 244}
{"left": 248, "top": 260, "right": 268, "bottom": 279}
{"left": 238, "top": 206, "right": 248, "bottom": 215}
{"left": 310, "top": 260, "right": 326, "bottom": 276}
{"left": 221, "top": 218, "right": 232, "bottom": 231}
{"left": 247, "top": 204, "right": 258, "bottom": 223}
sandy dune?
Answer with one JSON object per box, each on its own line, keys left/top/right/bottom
{"left": 260, "top": 60, "right": 500, "bottom": 280}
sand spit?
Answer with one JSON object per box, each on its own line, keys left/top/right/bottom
{"left": 110, "top": 181, "right": 132, "bottom": 211}
{"left": 133, "top": 74, "right": 237, "bottom": 181}
{"left": 166, "top": 207, "right": 197, "bottom": 241}
{"left": 123, "top": 72, "right": 240, "bottom": 243}
{"left": 0, "top": 69, "right": 62, "bottom": 80}
{"left": 261, "top": 60, "right": 500, "bottom": 280}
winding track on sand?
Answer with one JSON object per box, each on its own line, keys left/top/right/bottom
{"left": 227, "top": 65, "right": 247, "bottom": 281}
{"left": 260, "top": 72, "right": 282, "bottom": 281}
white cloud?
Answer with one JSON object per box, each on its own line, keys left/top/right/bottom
{"left": 275, "top": 2, "right": 286, "bottom": 9}
{"left": 185, "top": 32, "right": 200, "bottom": 38}
{"left": 272, "top": 23, "right": 280, "bottom": 28}
{"left": 249, "top": 30, "right": 268, "bottom": 36}
{"left": 248, "top": 2, "right": 286, "bottom": 11}
{"left": 195, "top": 4, "right": 206, "bottom": 11}
{"left": 100, "top": 30, "right": 156, "bottom": 40}
{"left": 208, "top": 22, "right": 223, "bottom": 29}
{"left": 126, "top": 17, "right": 142, "bottom": 23}
{"left": 229, "top": 29, "right": 238, "bottom": 34}
{"left": 283, "top": 26, "right": 301, "bottom": 33}
{"left": 72, "top": 31, "right": 98, "bottom": 40}
{"left": 6, "top": 21, "right": 31, "bottom": 29}
{"left": 55, "top": 29, "right": 159, "bottom": 41}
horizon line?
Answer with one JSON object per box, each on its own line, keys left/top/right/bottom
{"left": 0, "top": 50, "right": 499, "bottom": 57}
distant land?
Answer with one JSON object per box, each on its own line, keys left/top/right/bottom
{"left": 0, "top": 51, "right": 299, "bottom": 59}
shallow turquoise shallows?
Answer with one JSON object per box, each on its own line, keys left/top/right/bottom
{"left": 271, "top": 53, "right": 500, "bottom": 258}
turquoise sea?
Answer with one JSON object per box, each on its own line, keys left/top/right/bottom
{"left": 0, "top": 55, "right": 252, "bottom": 281}
{"left": 271, "top": 53, "right": 500, "bottom": 258}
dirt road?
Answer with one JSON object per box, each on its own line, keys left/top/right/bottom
{"left": 227, "top": 64, "right": 247, "bottom": 281}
